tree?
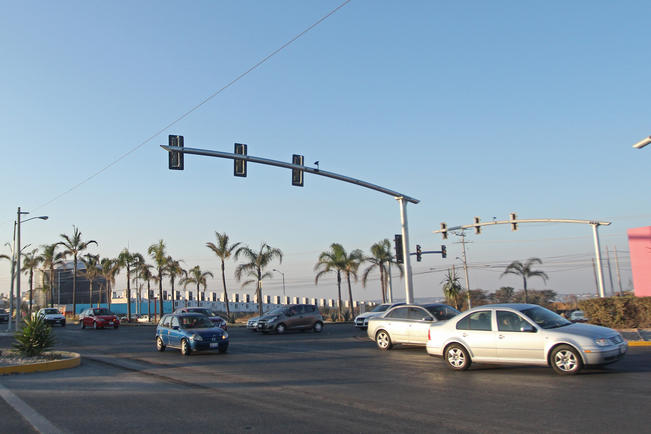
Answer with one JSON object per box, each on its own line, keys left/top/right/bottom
{"left": 165, "top": 256, "right": 185, "bottom": 310}
{"left": 147, "top": 240, "right": 168, "bottom": 318}
{"left": 21, "top": 249, "right": 40, "bottom": 317}
{"left": 80, "top": 254, "right": 101, "bottom": 307}
{"left": 38, "top": 243, "right": 64, "bottom": 308}
{"left": 314, "top": 243, "right": 361, "bottom": 319}
{"left": 361, "top": 239, "right": 402, "bottom": 303}
{"left": 116, "top": 249, "right": 144, "bottom": 321}
{"left": 100, "top": 258, "right": 120, "bottom": 309}
{"left": 341, "top": 247, "right": 363, "bottom": 316}
{"left": 501, "top": 258, "right": 549, "bottom": 304}
{"left": 58, "top": 226, "right": 97, "bottom": 317}
{"left": 181, "top": 266, "right": 214, "bottom": 306}
{"left": 206, "top": 231, "right": 240, "bottom": 322}
{"left": 136, "top": 262, "right": 154, "bottom": 320}
{"left": 493, "top": 286, "right": 515, "bottom": 304}
{"left": 235, "top": 243, "right": 283, "bottom": 317}
{"left": 441, "top": 268, "right": 463, "bottom": 310}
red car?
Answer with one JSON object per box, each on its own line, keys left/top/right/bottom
{"left": 79, "top": 307, "right": 119, "bottom": 329}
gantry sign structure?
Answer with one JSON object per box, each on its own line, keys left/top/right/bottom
{"left": 434, "top": 214, "right": 612, "bottom": 298}
{"left": 162, "top": 136, "right": 421, "bottom": 303}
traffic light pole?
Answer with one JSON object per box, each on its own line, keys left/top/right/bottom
{"left": 162, "top": 143, "right": 420, "bottom": 303}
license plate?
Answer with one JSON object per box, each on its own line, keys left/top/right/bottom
{"left": 210, "top": 343, "right": 219, "bottom": 348}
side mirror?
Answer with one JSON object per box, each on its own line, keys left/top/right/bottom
{"left": 520, "top": 324, "right": 536, "bottom": 333}
{"left": 172, "top": 326, "right": 179, "bottom": 330}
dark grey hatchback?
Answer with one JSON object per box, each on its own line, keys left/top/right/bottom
{"left": 256, "top": 304, "right": 324, "bottom": 334}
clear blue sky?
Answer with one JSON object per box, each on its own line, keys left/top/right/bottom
{"left": 2, "top": 1, "right": 649, "bottom": 302}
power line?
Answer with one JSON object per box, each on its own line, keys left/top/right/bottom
{"left": 31, "top": 0, "right": 352, "bottom": 213}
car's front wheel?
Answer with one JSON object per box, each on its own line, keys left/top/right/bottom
{"left": 375, "top": 330, "right": 392, "bottom": 351}
{"left": 61, "top": 321, "right": 66, "bottom": 327}
{"left": 93, "top": 321, "right": 98, "bottom": 330}
{"left": 551, "top": 345, "right": 582, "bottom": 375}
{"left": 80, "top": 319, "right": 85, "bottom": 329}
{"left": 445, "top": 343, "right": 471, "bottom": 371}
{"left": 276, "top": 324, "right": 286, "bottom": 334}
{"left": 181, "top": 339, "right": 191, "bottom": 356}
{"left": 156, "top": 337, "right": 166, "bottom": 352}
{"left": 313, "top": 322, "right": 323, "bottom": 333}
{"left": 218, "top": 343, "right": 228, "bottom": 354}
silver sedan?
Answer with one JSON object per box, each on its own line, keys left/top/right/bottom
{"left": 426, "top": 303, "right": 628, "bottom": 375}
{"left": 367, "top": 304, "right": 460, "bottom": 350}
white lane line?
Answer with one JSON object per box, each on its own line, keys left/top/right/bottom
{"left": 0, "top": 382, "right": 62, "bottom": 434}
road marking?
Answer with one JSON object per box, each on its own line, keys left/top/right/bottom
{"left": 0, "top": 382, "right": 62, "bottom": 434}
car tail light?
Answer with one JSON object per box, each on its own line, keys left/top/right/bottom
{"left": 428, "top": 329, "right": 431, "bottom": 340}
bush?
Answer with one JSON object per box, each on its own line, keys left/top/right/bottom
{"left": 578, "top": 296, "right": 651, "bottom": 329}
{"left": 13, "top": 316, "right": 56, "bottom": 357}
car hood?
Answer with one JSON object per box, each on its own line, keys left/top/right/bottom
{"left": 43, "top": 314, "right": 65, "bottom": 319}
{"left": 95, "top": 315, "right": 117, "bottom": 320}
{"left": 188, "top": 327, "right": 226, "bottom": 337}
{"left": 356, "top": 312, "right": 382, "bottom": 320}
{"left": 547, "top": 322, "right": 618, "bottom": 338}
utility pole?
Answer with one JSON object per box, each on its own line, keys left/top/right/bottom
{"left": 591, "top": 258, "right": 600, "bottom": 297}
{"left": 606, "top": 246, "right": 615, "bottom": 297}
{"left": 457, "top": 232, "right": 472, "bottom": 309}
{"left": 613, "top": 246, "right": 623, "bottom": 296}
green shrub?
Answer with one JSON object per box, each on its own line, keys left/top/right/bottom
{"left": 13, "top": 316, "right": 56, "bottom": 357}
{"left": 578, "top": 296, "right": 651, "bottom": 329}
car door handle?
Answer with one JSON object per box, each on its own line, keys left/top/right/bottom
{"left": 462, "top": 333, "right": 468, "bottom": 337}
{"left": 498, "top": 334, "right": 505, "bottom": 339}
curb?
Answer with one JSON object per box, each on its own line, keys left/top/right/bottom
{"left": 0, "top": 351, "right": 81, "bottom": 375}
{"left": 627, "top": 341, "right": 651, "bottom": 347}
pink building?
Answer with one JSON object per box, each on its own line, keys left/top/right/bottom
{"left": 627, "top": 226, "right": 651, "bottom": 297}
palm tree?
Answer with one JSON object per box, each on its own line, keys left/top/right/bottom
{"left": 441, "top": 267, "right": 463, "bottom": 310}
{"left": 116, "top": 249, "right": 144, "bottom": 321}
{"left": 361, "top": 239, "right": 402, "bottom": 303}
{"left": 341, "top": 248, "right": 363, "bottom": 316}
{"left": 38, "top": 243, "right": 64, "bottom": 308}
{"left": 165, "top": 256, "right": 185, "bottom": 310}
{"left": 58, "top": 226, "right": 97, "bottom": 317}
{"left": 21, "top": 249, "right": 40, "bottom": 316}
{"left": 181, "top": 266, "right": 214, "bottom": 306}
{"left": 80, "top": 254, "right": 101, "bottom": 307}
{"left": 314, "top": 243, "right": 347, "bottom": 319}
{"left": 147, "top": 240, "right": 168, "bottom": 317}
{"left": 501, "top": 257, "right": 549, "bottom": 304}
{"left": 136, "top": 262, "right": 154, "bottom": 320}
{"left": 206, "top": 232, "right": 241, "bottom": 322}
{"left": 235, "top": 243, "right": 283, "bottom": 316}
{"left": 100, "top": 258, "right": 119, "bottom": 309}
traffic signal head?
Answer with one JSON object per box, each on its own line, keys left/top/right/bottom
{"left": 416, "top": 244, "right": 422, "bottom": 262}
{"left": 474, "top": 216, "right": 481, "bottom": 234}
{"left": 394, "top": 234, "right": 404, "bottom": 264}
{"left": 168, "top": 135, "right": 184, "bottom": 170}
{"left": 441, "top": 245, "right": 447, "bottom": 259}
{"left": 440, "top": 222, "right": 448, "bottom": 240}
{"left": 234, "top": 143, "right": 247, "bottom": 177}
{"left": 292, "top": 154, "right": 304, "bottom": 187}
{"left": 510, "top": 212, "right": 518, "bottom": 231}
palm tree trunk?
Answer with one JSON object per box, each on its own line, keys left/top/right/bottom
{"left": 49, "top": 268, "right": 54, "bottom": 308}
{"left": 257, "top": 280, "right": 263, "bottom": 317}
{"left": 147, "top": 280, "right": 151, "bottom": 319}
{"left": 221, "top": 261, "right": 230, "bottom": 322}
{"left": 346, "top": 272, "right": 354, "bottom": 316}
{"left": 72, "top": 257, "right": 77, "bottom": 317}
{"left": 89, "top": 279, "right": 93, "bottom": 307}
{"left": 379, "top": 266, "right": 386, "bottom": 303}
{"left": 171, "top": 278, "right": 176, "bottom": 310}
{"left": 126, "top": 268, "right": 132, "bottom": 321}
{"left": 523, "top": 277, "right": 528, "bottom": 304}
{"left": 336, "top": 271, "right": 342, "bottom": 320}
{"left": 28, "top": 270, "right": 34, "bottom": 317}
{"left": 158, "top": 269, "right": 164, "bottom": 318}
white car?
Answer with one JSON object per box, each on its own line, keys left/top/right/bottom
{"left": 354, "top": 302, "right": 405, "bottom": 329}
{"left": 247, "top": 316, "right": 260, "bottom": 331}
{"left": 36, "top": 308, "right": 66, "bottom": 327}
{"left": 137, "top": 315, "right": 152, "bottom": 323}
{"left": 426, "top": 303, "right": 627, "bottom": 375}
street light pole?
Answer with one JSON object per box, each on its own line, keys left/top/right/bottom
{"left": 272, "top": 269, "right": 286, "bottom": 297}
{"left": 633, "top": 136, "right": 651, "bottom": 149}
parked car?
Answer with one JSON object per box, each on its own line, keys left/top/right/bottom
{"left": 36, "top": 308, "right": 66, "bottom": 327}
{"left": 173, "top": 307, "right": 227, "bottom": 330}
{"left": 367, "top": 303, "right": 460, "bottom": 350}
{"left": 354, "top": 302, "right": 405, "bottom": 329}
{"left": 569, "top": 310, "right": 588, "bottom": 323}
{"left": 156, "top": 313, "right": 229, "bottom": 356}
{"left": 137, "top": 315, "right": 152, "bottom": 323}
{"left": 256, "top": 304, "right": 324, "bottom": 334}
{"left": 0, "top": 308, "right": 9, "bottom": 324}
{"left": 79, "top": 307, "right": 119, "bottom": 329}
{"left": 426, "top": 303, "right": 627, "bottom": 375}
{"left": 247, "top": 316, "right": 260, "bottom": 331}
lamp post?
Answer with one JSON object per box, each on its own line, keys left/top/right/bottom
{"left": 272, "top": 269, "right": 286, "bottom": 297}
{"left": 15, "top": 207, "right": 48, "bottom": 329}
{"left": 633, "top": 136, "right": 651, "bottom": 149}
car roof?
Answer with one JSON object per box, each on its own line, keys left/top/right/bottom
{"left": 465, "top": 303, "right": 539, "bottom": 312}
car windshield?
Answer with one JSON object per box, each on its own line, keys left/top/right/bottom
{"left": 521, "top": 306, "right": 571, "bottom": 329}
{"left": 179, "top": 316, "right": 214, "bottom": 329}
{"left": 93, "top": 308, "right": 112, "bottom": 315}
{"left": 372, "top": 304, "right": 390, "bottom": 313}
{"left": 265, "top": 308, "right": 284, "bottom": 316}
{"left": 43, "top": 309, "right": 60, "bottom": 314}
{"left": 188, "top": 308, "right": 209, "bottom": 314}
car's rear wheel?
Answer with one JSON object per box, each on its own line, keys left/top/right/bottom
{"left": 445, "top": 343, "right": 471, "bottom": 371}
{"left": 551, "top": 345, "right": 582, "bottom": 375}
{"left": 93, "top": 321, "right": 98, "bottom": 330}
{"left": 80, "top": 319, "right": 85, "bottom": 329}
{"left": 276, "top": 323, "right": 286, "bottom": 334}
{"left": 313, "top": 322, "right": 323, "bottom": 333}
{"left": 181, "top": 339, "right": 191, "bottom": 356}
{"left": 156, "top": 337, "right": 166, "bottom": 352}
{"left": 375, "top": 330, "right": 392, "bottom": 351}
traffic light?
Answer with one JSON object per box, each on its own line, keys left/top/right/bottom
{"left": 441, "top": 245, "right": 447, "bottom": 258}
{"left": 416, "top": 245, "right": 422, "bottom": 262}
{"left": 394, "top": 234, "right": 404, "bottom": 264}
{"left": 474, "top": 216, "right": 481, "bottom": 234}
{"left": 168, "top": 135, "right": 184, "bottom": 170}
{"left": 440, "top": 222, "right": 448, "bottom": 240}
{"left": 292, "top": 154, "right": 304, "bottom": 187}
{"left": 234, "top": 143, "right": 247, "bottom": 177}
{"left": 510, "top": 212, "right": 518, "bottom": 231}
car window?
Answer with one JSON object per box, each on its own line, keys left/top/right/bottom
{"left": 386, "top": 307, "right": 409, "bottom": 319}
{"left": 445, "top": 307, "right": 460, "bottom": 319}
{"left": 521, "top": 306, "right": 570, "bottom": 329}
{"left": 457, "top": 311, "right": 492, "bottom": 331}
{"left": 372, "top": 304, "right": 389, "bottom": 313}
{"left": 171, "top": 317, "right": 180, "bottom": 328}
{"left": 295, "top": 305, "right": 306, "bottom": 314}
{"left": 180, "top": 316, "right": 213, "bottom": 329}
{"left": 408, "top": 307, "right": 432, "bottom": 321}
{"left": 497, "top": 311, "right": 528, "bottom": 332}
{"left": 304, "top": 305, "right": 315, "bottom": 313}
{"left": 161, "top": 315, "right": 171, "bottom": 328}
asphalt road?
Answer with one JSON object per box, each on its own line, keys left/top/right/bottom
{"left": 1, "top": 323, "right": 650, "bottom": 433}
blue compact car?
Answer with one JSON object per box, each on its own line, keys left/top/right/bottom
{"left": 156, "top": 313, "right": 229, "bottom": 356}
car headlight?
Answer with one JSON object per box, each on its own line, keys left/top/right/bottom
{"left": 190, "top": 334, "right": 203, "bottom": 342}
{"left": 594, "top": 337, "right": 610, "bottom": 347}
{"left": 222, "top": 332, "right": 228, "bottom": 340}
